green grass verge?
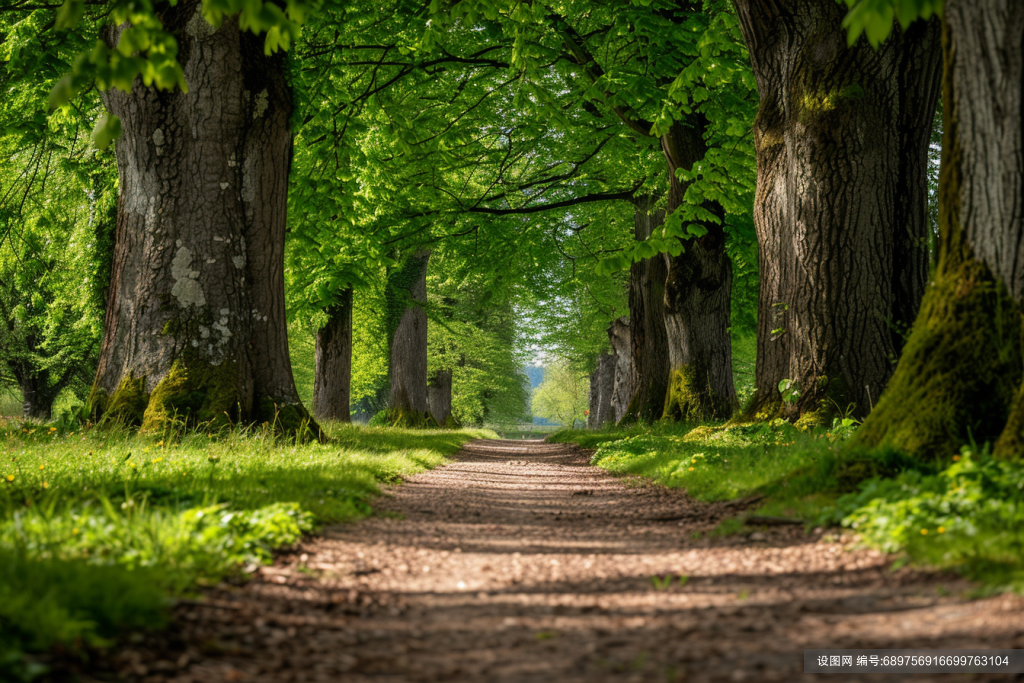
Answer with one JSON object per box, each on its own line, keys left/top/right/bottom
{"left": 0, "top": 421, "right": 493, "bottom": 679}
{"left": 552, "top": 420, "right": 1024, "bottom": 591}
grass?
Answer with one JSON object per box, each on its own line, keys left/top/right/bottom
{"left": 0, "top": 420, "right": 493, "bottom": 679}
{"left": 552, "top": 419, "right": 1024, "bottom": 591}
{"left": 550, "top": 419, "right": 847, "bottom": 505}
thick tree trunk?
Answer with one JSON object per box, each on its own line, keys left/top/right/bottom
{"left": 90, "top": 1, "right": 317, "bottom": 436}
{"left": 588, "top": 353, "right": 615, "bottom": 428}
{"left": 313, "top": 287, "right": 353, "bottom": 422}
{"left": 620, "top": 197, "right": 671, "bottom": 424}
{"left": 856, "top": 4, "right": 1024, "bottom": 460}
{"left": 427, "top": 368, "right": 455, "bottom": 427}
{"left": 387, "top": 249, "right": 431, "bottom": 426}
{"left": 608, "top": 317, "right": 633, "bottom": 423}
{"left": 660, "top": 121, "right": 737, "bottom": 421}
{"left": 733, "top": 0, "right": 942, "bottom": 423}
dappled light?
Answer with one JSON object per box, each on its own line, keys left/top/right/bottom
{"left": 2, "top": 0, "right": 1023, "bottom": 679}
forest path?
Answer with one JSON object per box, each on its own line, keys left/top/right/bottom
{"left": 118, "top": 439, "right": 1021, "bottom": 683}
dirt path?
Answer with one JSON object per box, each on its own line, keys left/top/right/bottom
{"left": 107, "top": 439, "right": 1022, "bottom": 683}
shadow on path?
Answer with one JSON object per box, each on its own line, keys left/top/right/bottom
{"left": 93, "top": 439, "right": 1024, "bottom": 683}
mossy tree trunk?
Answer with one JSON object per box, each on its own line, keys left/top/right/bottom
{"left": 619, "top": 197, "right": 671, "bottom": 424}
{"left": 313, "top": 287, "right": 353, "bottom": 422}
{"left": 608, "top": 317, "right": 632, "bottom": 424}
{"left": 588, "top": 352, "right": 615, "bottom": 428}
{"left": 856, "top": 3, "right": 1024, "bottom": 460}
{"left": 386, "top": 248, "right": 431, "bottom": 426}
{"left": 91, "top": 1, "right": 318, "bottom": 437}
{"left": 427, "top": 368, "right": 455, "bottom": 428}
{"left": 660, "top": 120, "right": 738, "bottom": 422}
{"left": 733, "top": 0, "right": 942, "bottom": 423}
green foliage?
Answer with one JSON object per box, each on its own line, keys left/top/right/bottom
{"left": 0, "top": 83, "right": 111, "bottom": 416}
{"left": 579, "top": 421, "right": 840, "bottom": 502}
{"left": 0, "top": 422, "right": 492, "bottom": 666}
{"left": 531, "top": 359, "right": 589, "bottom": 427}
{"left": 427, "top": 262, "right": 530, "bottom": 426}
{"left": 841, "top": 0, "right": 943, "bottom": 47}
{"left": 833, "top": 446, "right": 1024, "bottom": 589}
{"left": 45, "top": 0, "right": 317, "bottom": 147}
{"left": 0, "top": 548, "right": 167, "bottom": 679}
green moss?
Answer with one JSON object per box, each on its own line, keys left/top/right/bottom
{"left": 853, "top": 258, "right": 1022, "bottom": 460}
{"left": 798, "top": 83, "right": 864, "bottom": 122}
{"left": 93, "top": 375, "right": 148, "bottom": 427}
{"left": 994, "top": 347, "right": 1024, "bottom": 460}
{"left": 142, "top": 359, "right": 240, "bottom": 433}
{"left": 662, "top": 364, "right": 734, "bottom": 422}
{"left": 794, "top": 409, "right": 828, "bottom": 430}
{"left": 386, "top": 405, "right": 429, "bottom": 428}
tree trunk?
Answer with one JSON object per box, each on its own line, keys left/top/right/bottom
{"left": 856, "top": 3, "right": 1024, "bottom": 460}
{"left": 427, "top": 368, "right": 455, "bottom": 427}
{"left": 608, "top": 317, "right": 633, "bottom": 423}
{"left": 733, "top": 0, "right": 942, "bottom": 423}
{"left": 619, "top": 197, "right": 671, "bottom": 424}
{"left": 588, "top": 353, "right": 615, "bottom": 428}
{"left": 313, "top": 287, "right": 353, "bottom": 422}
{"left": 387, "top": 248, "right": 431, "bottom": 426}
{"left": 89, "top": 1, "right": 318, "bottom": 437}
{"left": 20, "top": 373, "right": 52, "bottom": 420}
{"left": 660, "top": 121, "right": 738, "bottom": 421}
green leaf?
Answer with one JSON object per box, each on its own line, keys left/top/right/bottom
{"left": 55, "top": 0, "right": 85, "bottom": 30}
{"left": 91, "top": 113, "right": 122, "bottom": 150}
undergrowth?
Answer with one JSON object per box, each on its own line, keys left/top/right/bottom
{"left": 0, "top": 420, "right": 492, "bottom": 679}
{"left": 552, "top": 419, "right": 1024, "bottom": 592}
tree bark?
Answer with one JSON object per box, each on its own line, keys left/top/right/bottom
{"left": 608, "top": 317, "right": 633, "bottom": 424}
{"left": 313, "top": 287, "right": 353, "bottom": 422}
{"left": 588, "top": 352, "right": 615, "bottom": 428}
{"left": 89, "top": 1, "right": 318, "bottom": 437}
{"left": 619, "top": 197, "right": 671, "bottom": 424}
{"left": 733, "top": 0, "right": 942, "bottom": 423}
{"left": 20, "top": 373, "right": 52, "bottom": 420}
{"left": 427, "top": 368, "right": 455, "bottom": 427}
{"left": 387, "top": 248, "right": 431, "bottom": 426}
{"left": 856, "top": 3, "right": 1024, "bottom": 460}
{"left": 660, "top": 121, "right": 738, "bottom": 421}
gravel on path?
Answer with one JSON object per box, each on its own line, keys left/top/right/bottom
{"left": 96, "top": 439, "right": 1023, "bottom": 683}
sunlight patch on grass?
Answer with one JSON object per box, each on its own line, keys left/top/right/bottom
{"left": 0, "top": 422, "right": 492, "bottom": 674}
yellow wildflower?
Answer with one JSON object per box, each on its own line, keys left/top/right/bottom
{"left": 688, "top": 467, "right": 695, "bottom": 472}
{"left": 38, "top": 465, "right": 44, "bottom": 470}
{"left": 5, "top": 475, "right": 13, "bottom": 482}
{"left": 952, "top": 455, "right": 961, "bottom": 462}
{"left": 937, "top": 526, "right": 945, "bottom": 534}
{"left": 49, "top": 427, "right": 56, "bottom": 432}
{"left": 42, "top": 482, "right": 48, "bottom": 489}
{"left": 156, "top": 441, "right": 164, "bottom": 447}
{"left": 920, "top": 528, "right": 928, "bottom": 535}
{"left": 153, "top": 457, "right": 164, "bottom": 463}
